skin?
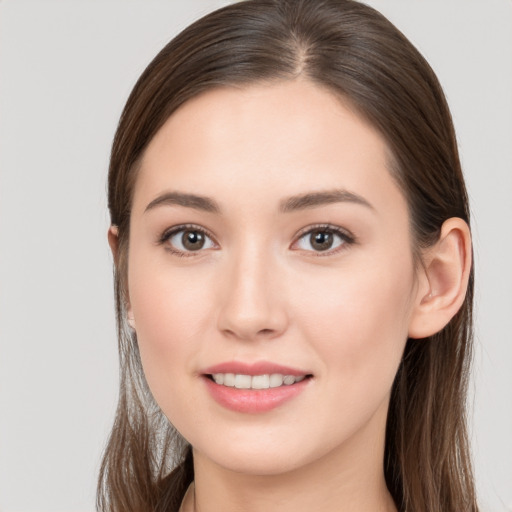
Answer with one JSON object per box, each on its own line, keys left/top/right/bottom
{"left": 110, "top": 80, "right": 472, "bottom": 512}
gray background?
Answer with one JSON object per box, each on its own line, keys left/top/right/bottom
{"left": 0, "top": 1, "right": 511, "bottom": 510}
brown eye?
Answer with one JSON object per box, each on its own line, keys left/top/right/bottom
{"left": 294, "top": 226, "right": 352, "bottom": 254}
{"left": 310, "top": 230, "right": 334, "bottom": 251}
{"left": 182, "top": 230, "right": 205, "bottom": 251}
{"left": 164, "top": 226, "right": 216, "bottom": 255}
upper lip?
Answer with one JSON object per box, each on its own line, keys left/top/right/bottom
{"left": 202, "top": 361, "right": 310, "bottom": 377}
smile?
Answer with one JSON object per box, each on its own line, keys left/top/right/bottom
{"left": 210, "top": 373, "right": 306, "bottom": 389}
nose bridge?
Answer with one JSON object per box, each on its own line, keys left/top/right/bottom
{"left": 217, "top": 236, "right": 287, "bottom": 340}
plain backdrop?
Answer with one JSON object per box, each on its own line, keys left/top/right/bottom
{"left": 0, "top": 1, "right": 511, "bottom": 511}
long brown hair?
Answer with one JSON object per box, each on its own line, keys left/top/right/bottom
{"left": 98, "top": 1, "right": 478, "bottom": 511}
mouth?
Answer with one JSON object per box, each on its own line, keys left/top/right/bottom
{"left": 201, "top": 362, "right": 313, "bottom": 413}
{"left": 206, "top": 373, "right": 311, "bottom": 389}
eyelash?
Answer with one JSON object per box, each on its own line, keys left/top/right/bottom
{"left": 159, "top": 224, "right": 218, "bottom": 258}
{"left": 292, "top": 224, "right": 356, "bottom": 257}
{"left": 158, "top": 223, "right": 356, "bottom": 258}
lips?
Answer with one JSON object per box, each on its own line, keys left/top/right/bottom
{"left": 201, "top": 361, "right": 312, "bottom": 413}
{"left": 202, "top": 361, "right": 309, "bottom": 377}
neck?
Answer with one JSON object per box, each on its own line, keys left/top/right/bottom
{"left": 183, "top": 401, "right": 397, "bottom": 512}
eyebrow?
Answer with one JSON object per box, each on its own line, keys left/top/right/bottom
{"left": 279, "top": 189, "right": 374, "bottom": 213}
{"left": 144, "top": 188, "right": 374, "bottom": 215}
{"left": 145, "top": 191, "right": 221, "bottom": 214}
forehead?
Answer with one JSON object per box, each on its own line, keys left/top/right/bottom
{"left": 133, "top": 80, "right": 404, "bottom": 216}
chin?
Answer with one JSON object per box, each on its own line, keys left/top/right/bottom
{"left": 202, "top": 447, "right": 310, "bottom": 476}
{"left": 190, "top": 428, "right": 346, "bottom": 478}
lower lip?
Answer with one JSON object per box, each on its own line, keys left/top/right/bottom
{"left": 203, "top": 376, "right": 310, "bottom": 413}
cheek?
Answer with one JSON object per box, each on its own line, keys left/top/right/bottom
{"left": 295, "top": 251, "right": 415, "bottom": 386}
{"left": 126, "top": 253, "right": 214, "bottom": 399}
{"left": 284, "top": 256, "right": 415, "bottom": 445}
{"left": 128, "top": 273, "right": 217, "bottom": 442}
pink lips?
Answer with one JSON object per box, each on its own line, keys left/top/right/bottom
{"left": 202, "top": 361, "right": 308, "bottom": 376}
{"left": 201, "top": 361, "right": 311, "bottom": 414}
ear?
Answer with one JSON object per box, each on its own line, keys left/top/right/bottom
{"left": 107, "top": 225, "right": 120, "bottom": 265}
{"left": 408, "top": 218, "right": 472, "bottom": 339}
{"left": 107, "top": 225, "right": 136, "bottom": 330}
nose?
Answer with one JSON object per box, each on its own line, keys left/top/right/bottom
{"left": 216, "top": 245, "right": 288, "bottom": 342}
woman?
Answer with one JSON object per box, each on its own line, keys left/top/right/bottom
{"left": 98, "top": 1, "right": 478, "bottom": 510}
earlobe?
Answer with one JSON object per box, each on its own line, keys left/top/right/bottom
{"left": 408, "top": 218, "right": 472, "bottom": 339}
{"left": 126, "top": 311, "right": 136, "bottom": 330}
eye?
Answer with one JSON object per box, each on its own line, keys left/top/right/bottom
{"left": 160, "top": 225, "right": 217, "bottom": 256}
{"left": 292, "top": 225, "right": 354, "bottom": 254}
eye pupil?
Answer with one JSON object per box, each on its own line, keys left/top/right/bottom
{"left": 182, "top": 230, "right": 205, "bottom": 251}
{"left": 311, "top": 231, "right": 333, "bottom": 251}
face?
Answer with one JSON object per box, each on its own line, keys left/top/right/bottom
{"left": 126, "top": 80, "right": 420, "bottom": 476}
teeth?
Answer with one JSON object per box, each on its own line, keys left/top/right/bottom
{"left": 269, "top": 374, "right": 283, "bottom": 387}
{"left": 223, "top": 373, "right": 235, "bottom": 386}
{"left": 234, "top": 374, "right": 252, "bottom": 389}
{"left": 252, "top": 374, "right": 270, "bottom": 389}
{"left": 212, "top": 373, "right": 224, "bottom": 385}
{"left": 283, "top": 375, "right": 296, "bottom": 385}
{"left": 211, "top": 373, "right": 306, "bottom": 390}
